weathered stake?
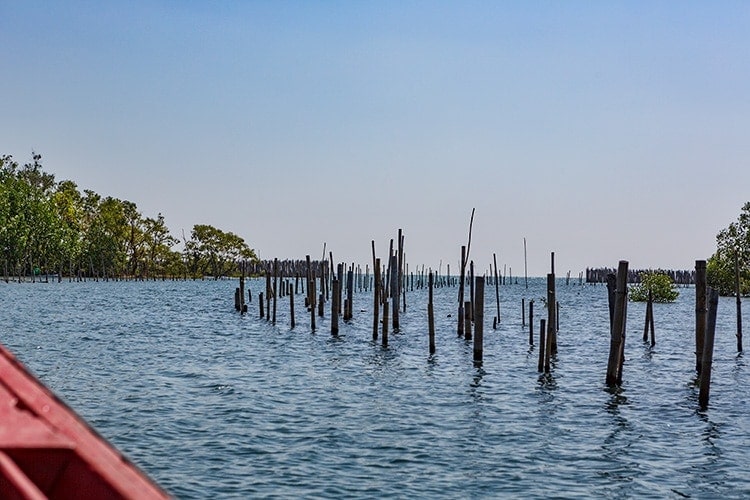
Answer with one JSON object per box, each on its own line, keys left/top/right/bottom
{"left": 606, "top": 261, "right": 629, "bottom": 386}
{"left": 474, "top": 277, "right": 485, "bottom": 365}
{"left": 699, "top": 288, "right": 720, "bottom": 410}
{"left": 428, "top": 271, "right": 435, "bottom": 355}
{"left": 735, "top": 252, "right": 743, "bottom": 352}
{"left": 331, "top": 279, "right": 340, "bottom": 336}
{"left": 373, "top": 258, "right": 381, "bottom": 341}
{"left": 695, "top": 260, "right": 707, "bottom": 374}
{"left": 537, "top": 319, "right": 546, "bottom": 373}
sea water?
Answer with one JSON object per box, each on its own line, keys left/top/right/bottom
{"left": 1, "top": 277, "right": 748, "bottom": 498}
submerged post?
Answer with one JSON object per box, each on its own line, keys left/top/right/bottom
{"left": 474, "top": 277, "right": 485, "bottom": 365}
{"left": 699, "top": 288, "right": 720, "bottom": 410}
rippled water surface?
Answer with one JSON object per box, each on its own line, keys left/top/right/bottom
{"left": 1, "top": 277, "right": 749, "bottom": 498}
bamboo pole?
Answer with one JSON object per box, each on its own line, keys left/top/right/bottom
{"left": 382, "top": 300, "right": 389, "bottom": 347}
{"left": 458, "top": 245, "right": 466, "bottom": 337}
{"left": 290, "top": 287, "right": 295, "bottom": 329}
{"left": 548, "top": 260, "right": 557, "bottom": 355}
{"left": 306, "top": 255, "right": 316, "bottom": 331}
{"left": 606, "top": 261, "right": 628, "bottom": 386}
{"left": 537, "top": 319, "right": 546, "bottom": 372}
{"left": 428, "top": 271, "right": 435, "bottom": 355}
{"left": 373, "top": 258, "right": 381, "bottom": 341}
{"left": 735, "top": 252, "right": 743, "bottom": 352}
{"left": 695, "top": 260, "right": 707, "bottom": 374}
{"left": 347, "top": 267, "right": 354, "bottom": 320}
{"left": 331, "top": 279, "right": 339, "bottom": 336}
{"left": 493, "top": 253, "right": 500, "bottom": 327}
{"left": 699, "top": 288, "right": 720, "bottom": 410}
{"left": 474, "top": 277, "right": 485, "bottom": 365}
{"left": 390, "top": 254, "right": 399, "bottom": 330}
{"left": 272, "top": 258, "right": 278, "bottom": 324}
{"left": 529, "top": 300, "right": 534, "bottom": 342}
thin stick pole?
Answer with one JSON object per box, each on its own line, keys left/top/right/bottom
{"left": 428, "top": 271, "right": 435, "bottom": 355}
{"left": 736, "top": 251, "right": 743, "bottom": 352}
{"left": 493, "top": 253, "right": 500, "bottom": 326}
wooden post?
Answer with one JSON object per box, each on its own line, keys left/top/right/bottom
{"left": 545, "top": 274, "right": 554, "bottom": 373}
{"left": 259, "top": 292, "right": 264, "bottom": 319}
{"left": 474, "top": 277, "right": 484, "bottom": 365}
{"left": 537, "top": 319, "right": 546, "bottom": 372}
{"left": 648, "top": 296, "right": 655, "bottom": 347}
{"left": 398, "top": 229, "right": 404, "bottom": 313}
{"left": 347, "top": 268, "right": 354, "bottom": 321}
{"left": 458, "top": 245, "right": 466, "bottom": 337}
{"left": 606, "top": 273, "right": 616, "bottom": 331}
{"left": 522, "top": 298, "right": 526, "bottom": 327}
{"left": 272, "top": 258, "right": 278, "bottom": 324}
{"left": 331, "top": 279, "right": 339, "bottom": 336}
{"left": 382, "top": 300, "right": 389, "bottom": 347}
{"left": 699, "top": 288, "right": 720, "bottom": 410}
{"left": 493, "top": 253, "right": 500, "bottom": 327}
{"left": 606, "top": 261, "right": 628, "bottom": 386}
{"left": 428, "top": 271, "right": 435, "bottom": 355}
{"left": 306, "top": 255, "right": 316, "bottom": 331}
{"left": 265, "top": 270, "right": 272, "bottom": 320}
{"left": 735, "top": 252, "right": 743, "bottom": 352}
{"left": 529, "top": 300, "right": 534, "bottom": 343}
{"left": 548, "top": 271, "right": 557, "bottom": 355}
{"left": 464, "top": 301, "right": 472, "bottom": 340}
{"left": 390, "top": 254, "right": 399, "bottom": 330}
{"left": 373, "top": 258, "right": 381, "bottom": 341}
{"left": 290, "top": 287, "right": 295, "bottom": 329}
{"left": 239, "top": 265, "right": 246, "bottom": 314}
{"left": 695, "top": 260, "right": 707, "bottom": 374}
{"left": 643, "top": 290, "right": 655, "bottom": 345}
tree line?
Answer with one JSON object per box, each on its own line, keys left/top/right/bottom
{"left": 708, "top": 201, "right": 750, "bottom": 296}
{"left": 1, "top": 153, "right": 258, "bottom": 281}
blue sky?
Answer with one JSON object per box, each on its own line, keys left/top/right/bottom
{"left": 2, "top": 1, "right": 749, "bottom": 276}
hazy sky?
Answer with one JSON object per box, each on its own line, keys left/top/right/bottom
{"left": 2, "top": 1, "right": 749, "bottom": 277}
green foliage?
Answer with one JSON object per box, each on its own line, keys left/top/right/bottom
{"left": 629, "top": 272, "right": 679, "bottom": 303}
{"left": 184, "top": 224, "right": 258, "bottom": 279}
{"left": 708, "top": 202, "right": 750, "bottom": 296}
{"left": 0, "top": 151, "right": 258, "bottom": 280}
